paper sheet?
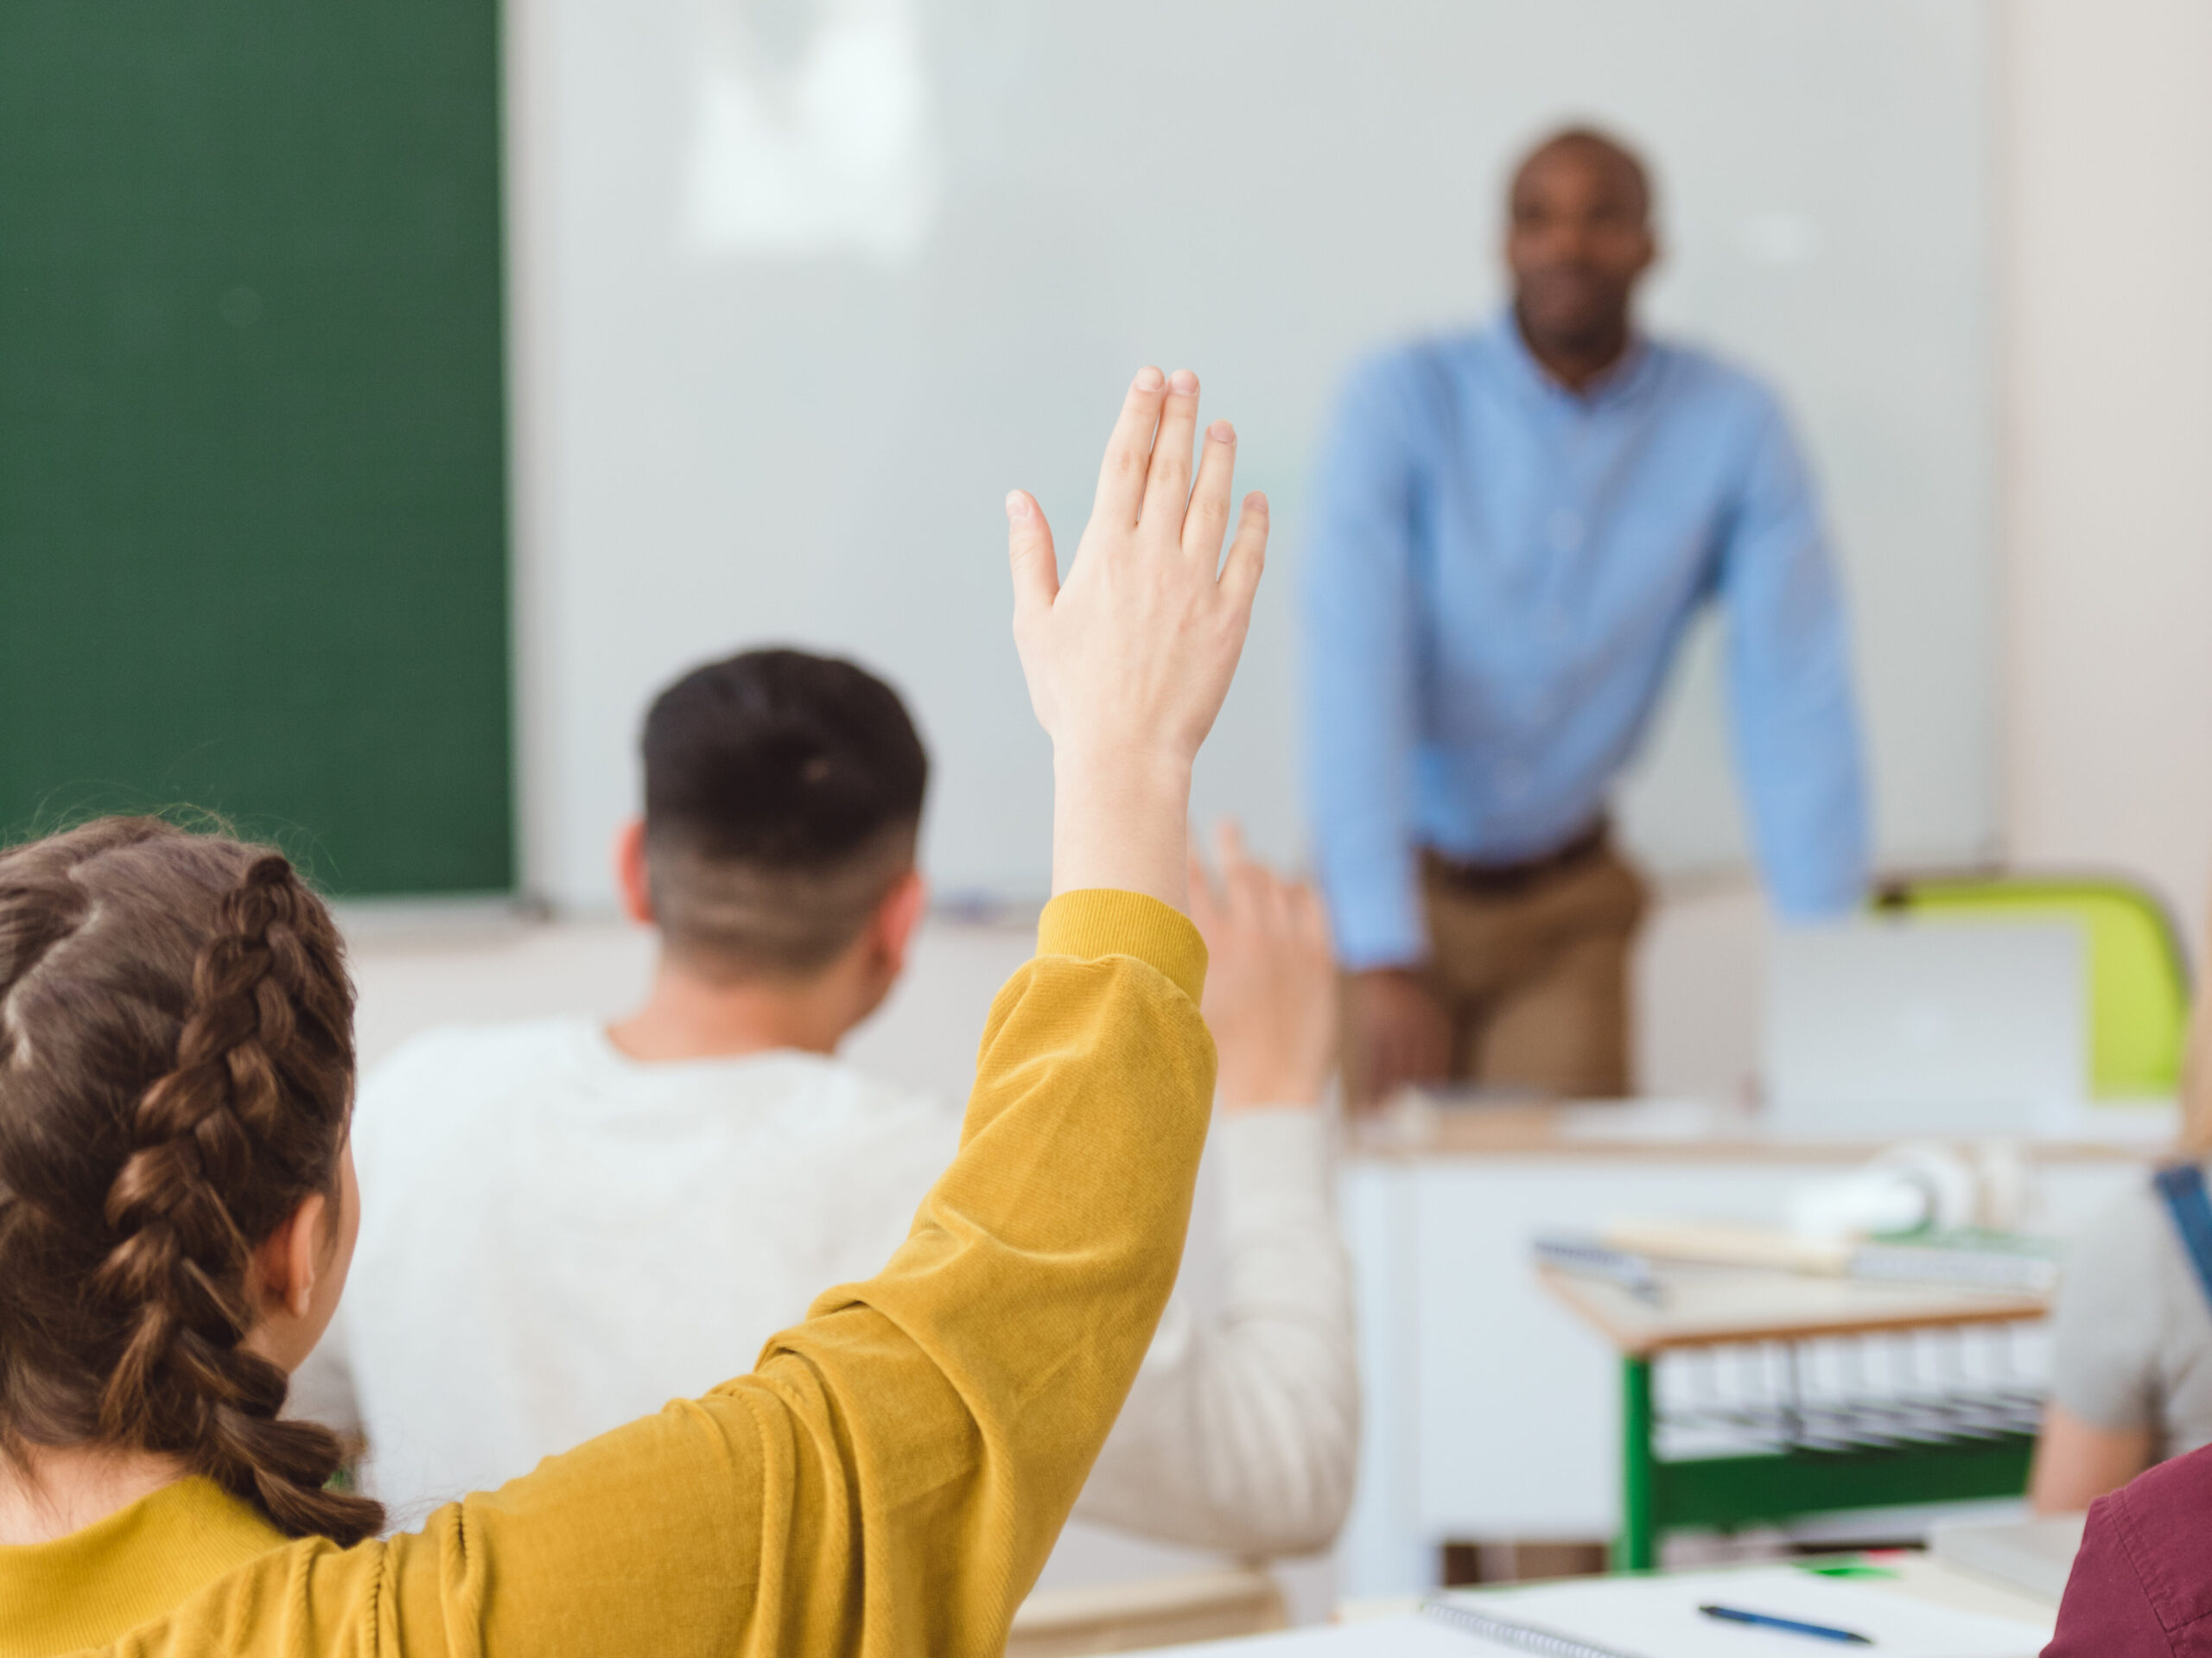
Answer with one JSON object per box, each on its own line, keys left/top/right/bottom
{"left": 1135, "top": 1568, "right": 2056, "bottom": 1656}
{"left": 1139, "top": 1618, "right": 1471, "bottom": 1655}
{"left": 1457, "top": 1566, "right": 2054, "bottom": 1657}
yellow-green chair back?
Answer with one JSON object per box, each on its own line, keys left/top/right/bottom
{"left": 1872, "top": 873, "right": 2192, "bottom": 1098}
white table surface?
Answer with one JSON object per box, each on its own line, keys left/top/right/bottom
{"left": 1136, "top": 1554, "right": 2060, "bottom": 1653}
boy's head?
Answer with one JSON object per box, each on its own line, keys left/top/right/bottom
{"left": 624, "top": 649, "right": 928, "bottom": 985}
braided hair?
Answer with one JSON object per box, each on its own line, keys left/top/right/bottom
{"left": 0, "top": 817, "right": 382, "bottom": 1544}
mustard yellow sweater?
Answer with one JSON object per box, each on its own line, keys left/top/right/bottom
{"left": 0, "top": 891, "right": 1212, "bottom": 1658}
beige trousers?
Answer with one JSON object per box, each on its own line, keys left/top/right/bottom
{"left": 1354, "top": 838, "right": 1649, "bottom": 1100}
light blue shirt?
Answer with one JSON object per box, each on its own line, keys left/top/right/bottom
{"left": 1303, "top": 316, "right": 1869, "bottom": 970}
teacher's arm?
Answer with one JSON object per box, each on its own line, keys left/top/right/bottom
{"left": 1303, "top": 356, "right": 1450, "bottom": 1103}
{"left": 1715, "top": 394, "right": 1870, "bottom": 920}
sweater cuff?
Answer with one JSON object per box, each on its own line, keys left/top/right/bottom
{"left": 1037, "top": 890, "right": 1208, "bottom": 1007}
{"left": 1217, "top": 1106, "right": 1331, "bottom": 1223}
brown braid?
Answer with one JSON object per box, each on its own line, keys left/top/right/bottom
{"left": 0, "top": 818, "right": 382, "bottom": 1544}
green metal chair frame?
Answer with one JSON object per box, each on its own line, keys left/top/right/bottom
{"left": 1615, "top": 1344, "right": 2037, "bottom": 1570}
{"left": 1872, "top": 871, "right": 2193, "bottom": 1099}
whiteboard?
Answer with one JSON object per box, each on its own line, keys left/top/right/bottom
{"left": 515, "top": 0, "right": 1995, "bottom": 910}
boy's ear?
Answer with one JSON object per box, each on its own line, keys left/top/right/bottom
{"left": 613, "top": 819, "right": 655, "bottom": 925}
{"left": 874, "top": 868, "right": 927, "bottom": 979}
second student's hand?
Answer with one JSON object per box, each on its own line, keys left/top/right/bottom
{"left": 1188, "top": 821, "right": 1338, "bottom": 1111}
{"left": 1007, "top": 367, "right": 1268, "bottom": 912}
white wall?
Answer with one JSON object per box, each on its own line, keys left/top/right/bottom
{"left": 505, "top": 0, "right": 2000, "bottom": 912}
{"left": 504, "top": 3, "right": 2212, "bottom": 938}
{"left": 1999, "top": 0, "right": 2212, "bottom": 947}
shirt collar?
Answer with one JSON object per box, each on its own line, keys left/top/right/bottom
{"left": 0, "top": 1476, "right": 288, "bottom": 1655}
{"left": 582, "top": 1020, "right": 849, "bottom": 1080}
{"left": 1485, "top": 308, "right": 1656, "bottom": 412}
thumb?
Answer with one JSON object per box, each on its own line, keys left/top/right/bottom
{"left": 1006, "top": 491, "right": 1058, "bottom": 619}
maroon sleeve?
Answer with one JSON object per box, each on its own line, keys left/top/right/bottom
{"left": 2046, "top": 1490, "right": 2173, "bottom": 1655}
{"left": 2045, "top": 1444, "right": 2212, "bottom": 1657}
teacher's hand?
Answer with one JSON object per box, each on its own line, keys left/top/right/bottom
{"left": 1346, "top": 968, "right": 1451, "bottom": 1110}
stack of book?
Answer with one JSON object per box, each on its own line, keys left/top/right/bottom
{"left": 1534, "top": 1219, "right": 2062, "bottom": 1295}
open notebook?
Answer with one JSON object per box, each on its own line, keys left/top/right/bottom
{"left": 1142, "top": 1566, "right": 2056, "bottom": 1656}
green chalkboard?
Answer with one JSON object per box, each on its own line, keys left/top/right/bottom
{"left": 0, "top": 4, "right": 510, "bottom": 896}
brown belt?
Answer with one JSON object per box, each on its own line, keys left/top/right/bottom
{"left": 1423, "top": 819, "right": 1610, "bottom": 897}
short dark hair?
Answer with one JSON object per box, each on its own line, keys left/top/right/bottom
{"left": 640, "top": 648, "right": 927, "bottom": 978}
{"left": 1511, "top": 124, "right": 1654, "bottom": 223}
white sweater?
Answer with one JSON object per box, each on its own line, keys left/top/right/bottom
{"left": 294, "top": 1018, "right": 1358, "bottom": 1559}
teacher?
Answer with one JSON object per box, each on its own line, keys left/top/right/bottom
{"left": 1305, "top": 126, "right": 1869, "bottom": 1108}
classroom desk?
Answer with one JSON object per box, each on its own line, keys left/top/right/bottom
{"left": 1334, "top": 1099, "right": 2158, "bottom": 1598}
{"left": 1541, "top": 1260, "right": 2051, "bottom": 1352}
{"left": 1124, "top": 1552, "right": 2062, "bottom": 1654}
{"left": 1543, "top": 1262, "right": 2052, "bottom": 1569}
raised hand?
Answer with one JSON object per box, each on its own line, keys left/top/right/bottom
{"left": 1007, "top": 367, "right": 1268, "bottom": 909}
{"left": 1187, "top": 821, "right": 1337, "bottom": 1110}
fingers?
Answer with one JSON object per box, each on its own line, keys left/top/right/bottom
{"left": 1006, "top": 491, "right": 1058, "bottom": 620}
{"left": 1264, "top": 863, "right": 1298, "bottom": 938}
{"left": 1211, "top": 821, "right": 1313, "bottom": 953}
{"left": 1185, "top": 834, "right": 1221, "bottom": 924}
{"left": 1211, "top": 825, "right": 1319, "bottom": 930}
{"left": 1219, "top": 492, "right": 1269, "bottom": 604}
{"left": 1184, "top": 420, "right": 1237, "bottom": 565}
{"left": 1141, "top": 369, "right": 1201, "bottom": 536}
{"left": 1372, "top": 1026, "right": 1441, "bottom": 1109}
{"left": 1091, "top": 365, "right": 1169, "bottom": 528}
{"left": 1211, "top": 817, "right": 1248, "bottom": 877}
{"left": 1211, "top": 819, "right": 1261, "bottom": 926}
{"left": 1352, "top": 974, "right": 1449, "bottom": 1109}
{"left": 1287, "top": 883, "right": 1337, "bottom": 1026}
{"left": 1363, "top": 1033, "right": 1405, "bottom": 1110}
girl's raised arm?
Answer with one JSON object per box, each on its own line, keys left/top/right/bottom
{"left": 121, "top": 370, "right": 1266, "bottom": 1658}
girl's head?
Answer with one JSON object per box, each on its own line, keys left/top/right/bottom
{"left": 0, "top": 817, "right": 380, "bottom": 1543}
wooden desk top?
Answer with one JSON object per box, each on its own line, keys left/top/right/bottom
{"left": 1346, "top": 1097, "right": 2167, "bottom": 1166}
{"left": 1539, "top": 1261, "right": 2050, "bottom": 1356}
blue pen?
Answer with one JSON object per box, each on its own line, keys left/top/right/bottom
{"left": 1699, "top": 1604, "right": 1874, "bottom": 1645}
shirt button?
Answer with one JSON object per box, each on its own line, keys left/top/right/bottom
{"left": 1547, "top": 508, "right": 1583, "bottom": 552}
